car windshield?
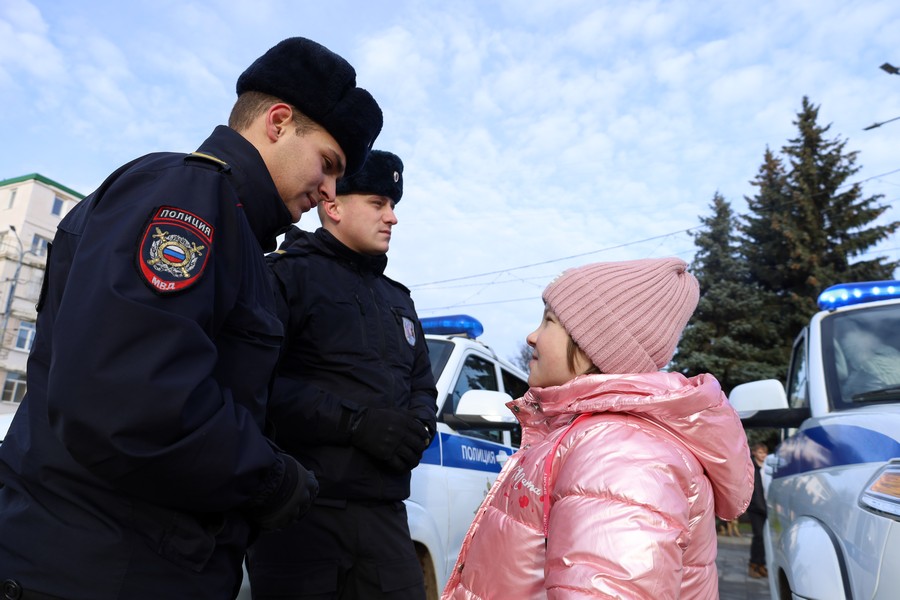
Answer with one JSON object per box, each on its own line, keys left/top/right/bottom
{"left": 823, "top": 302, "right": 900, "bottom": 409}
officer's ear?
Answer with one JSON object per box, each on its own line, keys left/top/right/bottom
{"left": 265, "top": 103, "right": 294, "bottom": 142}
{"left": 319, "top": 198, "right": 342, "bottom": 224}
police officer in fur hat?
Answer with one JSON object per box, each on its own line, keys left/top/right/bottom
{"left": 250, "top": 150, "right": 437, "bottom": 599}
{"left": 0, "top": 38, "right": 381, "bottom": 600}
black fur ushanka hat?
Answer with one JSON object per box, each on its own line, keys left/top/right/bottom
{"left": 237, "top": 37, "right": 383, "bottom": 176}
{"left": 336, "top": 150, "right": 403, "bottom": 204}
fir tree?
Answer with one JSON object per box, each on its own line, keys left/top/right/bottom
{"left": 741, "top": 97, "right": 899, "bottom": 340}
{"left": 671, "top": 193, "right": 785, "bottom": 392}
{"left": 783, "top": 97, "right": 898, "bottom": 285}
{"left": 741, "top": 148, "right": 793, "bottom": 294}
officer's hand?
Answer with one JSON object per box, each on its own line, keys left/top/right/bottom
{"left": 246, "top": 453, "right": 318, "bottom": 532}
{"left": 386, "top": 416, "right": 435, "bottom": 473}
{"left": 350, "top": 407, "right": 430, "bottom": 471}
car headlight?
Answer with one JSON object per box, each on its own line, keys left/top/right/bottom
{"left": 860, "top": 460, "right": 900, "bottom": 520}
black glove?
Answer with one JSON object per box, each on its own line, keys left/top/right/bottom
{"left": 419, "top": 417, "right": 437, "bottom": 447}
{"left": 350, "top": 407, "right": 430, "bottom": 472}
{"left": 246, "top": 453, "right": 318, "bottom": 532}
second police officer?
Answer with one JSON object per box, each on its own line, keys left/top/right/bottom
{"left": 248, "top": 150, "right": 438, "bottom": 599}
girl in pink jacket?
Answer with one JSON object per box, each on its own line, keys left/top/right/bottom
{"left": 442, "top": 258, "right": 754, "bottom": 599}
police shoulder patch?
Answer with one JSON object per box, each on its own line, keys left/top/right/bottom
{"left": 137, "top": 206, "right": 214, "bottom": 294}
{"left": 402, "top": 316, "right": 417, "bottom": 347}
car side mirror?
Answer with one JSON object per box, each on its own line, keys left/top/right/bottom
{"left": 445, "top": 390, "right": 518, "bottom": 430}
{"left": 729, "top": 379, "right": 810, "bottom": 428}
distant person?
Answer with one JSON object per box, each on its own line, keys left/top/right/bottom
{"left": 248, "top": 150, "right": 438, "bottom": 599}
{"left": 723, "top": 517, "right": 741, "bottom": 537}
{"left": 748, "top": 442, "right": 769, "bottom": 579}
{"left": 442, "top": 258, "right": 754, "bottom": 599}
{"left": 0, "top": 37, "right": 382, "bottom": 600}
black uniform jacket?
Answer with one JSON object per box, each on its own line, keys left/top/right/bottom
{"left": 0, "top": 126, "right": 293, "bottom": 599}
{"left": 266, "top": 227, "right": 438, "bottom": 502}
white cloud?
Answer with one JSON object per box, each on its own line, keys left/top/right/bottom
{"left": 0, "top": 0, "right": 65, "bottom": 88}
{"left": 3, "top": 0, "right": 899, "bottom": 359}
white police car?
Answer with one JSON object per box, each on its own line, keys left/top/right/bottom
{"left": 410, "top": 314, "right": 527, "bottom": 599}
{"left": 730, "top": 281, "right": 900, "bottom": 600}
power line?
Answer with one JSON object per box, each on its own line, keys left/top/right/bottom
{"left": 418, "top": 242, "right": 900, "bottom": 312}
{"left": 410, "top": 168, "right": 900, "bottom": 290}
{"left": 856, "top": 167, "right": 900, "bottom": 185}
{"left": 409, "top": 228, "right": 695, "bottom": 288}
{"left": 420, "top": 296, "right": 538, "bottom": 312}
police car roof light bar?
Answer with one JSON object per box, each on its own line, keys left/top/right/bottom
{"left": 420, "top": 314, "right": 484, "bottom": 338}
{"left": 817, "top": 281, "right": 900, "bottom": 311}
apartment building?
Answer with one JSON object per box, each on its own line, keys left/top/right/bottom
{"left": 0, "top": 173, "right": 83, "bottom": 410}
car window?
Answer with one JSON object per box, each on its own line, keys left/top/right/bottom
{"left": 425, "top": 339, "right": 454, "bottom": 382}
{"left": 501, "top": 369, "right": 527, "bottom": 446}
{"left": 786, "top": 331, "right": 809, "bottom": 409}
{"left": 824, "top": 304, "right": 900, "bottom": 408}
{"left": 502, "top": 368, "right": 528, "bottom": 400}
{"left": 450, "top": 354, "right": 498, "bottom": 412}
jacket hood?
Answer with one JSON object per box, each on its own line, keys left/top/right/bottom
{"left": 510, "top": 371, "right": 752, "bottom": 519}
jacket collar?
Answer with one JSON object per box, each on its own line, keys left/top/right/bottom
{"left": 509, "top": 371, "right": 727, "bottom": 433}
{"left": 310, "top": 227, "right": 388, "bottom": 275}
{"left": 196, "top": 125, "right": 292, "bottom": 252}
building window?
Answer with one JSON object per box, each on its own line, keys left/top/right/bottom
{"left": 30, "top": 235, "right": 50, "bottom": 258}
{"left": 6, "top": 189, "right": 16, "bottom": 209}
{"left": 2, "top": 371, "right": 26, "bottom": 403}
{"left": 52, "top": 196, "right": 64, "bottom": 216}
{"left": 15, "top": 321, "right": 35, "bottom": 351}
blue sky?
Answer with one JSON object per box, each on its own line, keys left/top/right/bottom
{"left": 2, "top": 0, "right": 900, "bottom": 362}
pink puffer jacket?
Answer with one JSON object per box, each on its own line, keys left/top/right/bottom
{"left": 442, "top": 371, "right": 753, "bottom": 600}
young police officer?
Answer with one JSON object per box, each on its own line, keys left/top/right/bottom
{"left": 0, "top": 38, "right": 381, "bottom": 600}
{"left": 249, "top": 151, "right": 438, "bottom": 599}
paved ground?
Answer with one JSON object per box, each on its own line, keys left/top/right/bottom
{"left": 717, "top": 534, "right": 772, "bottom": 600}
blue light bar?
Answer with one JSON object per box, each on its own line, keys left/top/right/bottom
{"left": 817, "top": 281, "right": 900, "bottom": 310}
{"left": 420, "top": 314, "right": 484, "bottom": 338}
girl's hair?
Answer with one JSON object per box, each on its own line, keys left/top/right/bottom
{"left": 567, "top": 337, "right": 602, "bottom": 376}
{"left": 228, "top": 91, "right": 320, "bottom": 134}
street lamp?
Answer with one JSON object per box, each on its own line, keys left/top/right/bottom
{"left": 864, "top": 62, "right": 900, "bottom": 130}
{"left": 863, "top": 115, "right": 900, "bottom": 131}
{"left": 1, "top": 226, "right": 26, "bottom": 349}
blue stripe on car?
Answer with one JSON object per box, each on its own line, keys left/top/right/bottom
{"left": 774, "top": 424, "right": 900, "bottom": 479}
{"left": 419, "top": 432, "right": 511, "bottom": 473}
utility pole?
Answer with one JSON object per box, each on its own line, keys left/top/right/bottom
{"left": 1, "top": 226, "right": 26, "bottom": 350}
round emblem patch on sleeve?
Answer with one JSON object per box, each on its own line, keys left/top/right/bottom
{"left": 402, "top": 316, "right": 417, "bottom": 347}
{"left": 137, "top": 206, "right": 214, "bottom": 294}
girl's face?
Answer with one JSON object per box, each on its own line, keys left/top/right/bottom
{"left": 526, "top": 308, "right": 588, "bottom": 388}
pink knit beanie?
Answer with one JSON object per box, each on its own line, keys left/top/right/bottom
{"left": 542, "top": 257, "right": 699, "bottom": 374}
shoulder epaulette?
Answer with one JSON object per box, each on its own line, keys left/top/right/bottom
{"left": 266, "top": 246, "right": 313, "bottom": 263}
{"left": 185, "top": 151, "right": 231, "bottom": 173}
